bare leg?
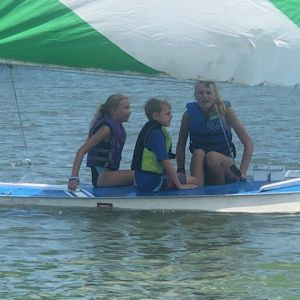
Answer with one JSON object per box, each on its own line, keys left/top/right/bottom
{"left": 190, "top": 149, "right": 206, "bottom": 186}
{"left": 186, "top": 175, "right": 199, "bottom": 185}
{"left": 166, "top": 176, "right": 198, "bottom": 190}
{"left": 97, "top": 170, "right": 134, "bottom": 187}
{"left": 206, "top": 151, "right": 234, "bottom": 185}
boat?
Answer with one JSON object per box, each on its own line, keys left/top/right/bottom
{"left": 1, "top": 168, "right": 300, "bottom": 213}
{"left": 1, "top": 1, "right": 300, "bottom": 212}
{"left": 0, "top": 179, "right": 300, "bottom": 213}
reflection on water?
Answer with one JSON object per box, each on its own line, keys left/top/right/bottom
{"left": 1, "top": 209, "right": 300, "bottom": 299}
{"left": 1, "top": 65, "right": 300, "bottom": 298}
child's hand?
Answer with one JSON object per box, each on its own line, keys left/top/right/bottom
{"left": 68, "top": 177, "right": 80, "bottom": 191}
{"left": 179, "top": 183, "right": 198, "bottom": 189}
{"left": 238, "top": 176, "right": 247, "bottom": 182}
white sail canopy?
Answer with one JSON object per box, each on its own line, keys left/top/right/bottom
{"left": 1, "top": 0, "right": 300, "bottom": 85}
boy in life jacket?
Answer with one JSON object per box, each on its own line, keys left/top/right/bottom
{"left": 68, "top": 94, "right": 133, "bottom": 191}
{"left": 131, "top": 98, "right": 198, "bottom": 192}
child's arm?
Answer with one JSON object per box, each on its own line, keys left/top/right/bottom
{"left": 68, "top": 125, "right": 110, "bottom": 190}
{"left": 226, "top": 107, "right": 253, "bottom": 178}
{"left": 162, "top": 160, "right": 197, "bottom": 189}
{"left": 176, "top": 112, "right": 189, "bottom": 173}
{"left": 162, "top": 159, "right": 181, "bottom": 189}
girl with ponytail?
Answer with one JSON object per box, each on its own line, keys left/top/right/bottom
{"left": 68, "top": 94, "right": 133, "bottom": 191}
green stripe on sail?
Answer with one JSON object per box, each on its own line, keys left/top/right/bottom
{"left": 0, "top": 1, "right": 159, "bottom": 74}
{"left": 271, "top": 0, "right": 300, "bottom": 27}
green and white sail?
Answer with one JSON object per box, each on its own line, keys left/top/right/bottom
{"left": 1, "top": 0, "right": 300, "bottom": 85}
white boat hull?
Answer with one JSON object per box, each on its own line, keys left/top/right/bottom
{"left": 1, "top": 181, "right": 300, "bottom": 213}
{"left": 1, "top": 193, "right": 300, "bottom": 213}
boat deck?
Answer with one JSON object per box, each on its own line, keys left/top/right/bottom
{"left": 0, "top": 180, "right": 299, "bottom": 199}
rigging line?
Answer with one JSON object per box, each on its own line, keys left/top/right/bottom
{"left": 214, "top": 103, "right": 245, "bottom": 181}
{"left": 214, "top": 103, "right": 234, "bottom": 161}
{"left": 7, "top": 62, "right": 195, "bottom": 85}
{"left": 8, "top": 64, "right": 32, "bottom": 181}
{"left": 214, "top": 103, "right": 242, "bottom": 178}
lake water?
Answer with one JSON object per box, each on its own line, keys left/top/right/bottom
{"left": 0, "top": 64, "right": 300, "bottom": 299}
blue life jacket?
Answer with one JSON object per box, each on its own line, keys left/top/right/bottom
{"left": 86, "top": 116, "right": 126, "bottom": 170}
{"left": 187, "top": 102, "right": 233, "bottom": 156}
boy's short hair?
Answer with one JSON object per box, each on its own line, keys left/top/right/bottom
{"left": 144, "top": 97, "right": 171, "bottom": 121}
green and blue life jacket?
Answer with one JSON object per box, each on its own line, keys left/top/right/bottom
{"left": 131, "top": 120, "right": 172, "bottom": 174}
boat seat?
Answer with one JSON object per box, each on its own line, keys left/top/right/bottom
{"left": 285, "top": 170, "right": 300, "bottom": 178}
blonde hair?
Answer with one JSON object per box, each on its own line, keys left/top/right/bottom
{"left": 144, "top": 97, "right": 171, "bottom": 121}
{"left": 91, "top": 94, "right": 128, "bottom": 125}
{"left": 194, "top": 81, "right": 226, "bottom": 119}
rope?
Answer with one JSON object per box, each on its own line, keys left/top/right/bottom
{"left": 214, "top": 103, "right": 242, "bottom": 178}
{"left": 8, "top": 64, "right": 32, "bottom": 182}
{"left": 214, "top": 103, "right": 234, "bottom": 160}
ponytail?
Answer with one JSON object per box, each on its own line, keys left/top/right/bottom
{"left": 90, "top": 94, "right": 127, "bottom": 126}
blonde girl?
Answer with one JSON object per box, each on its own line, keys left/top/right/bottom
{"left": 176, "top": 81, "right": 253, "bottom": 186}
{"left": 68, "top": 94, "right": 133, "bottom": 190}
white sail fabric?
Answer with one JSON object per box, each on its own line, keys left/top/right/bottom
{"left": 60, "top": 0, "right": 300, "bottom": 85}
{"left": 1, "top": 0, "right": 300, "bottom": 85}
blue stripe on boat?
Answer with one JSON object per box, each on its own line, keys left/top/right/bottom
{"left": 0, "top": 180, "right": 299, "bottom": 199}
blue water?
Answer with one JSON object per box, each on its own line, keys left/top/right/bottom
{"left": 1, "top": 65, "right": 300, "bottom": 299}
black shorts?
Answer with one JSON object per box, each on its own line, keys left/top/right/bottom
{"left": 91, "top": 166, "right": 99, "bottom": 187}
